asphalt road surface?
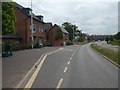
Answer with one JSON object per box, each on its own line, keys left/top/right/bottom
{"left": 30, "top": 44, "right": 118, "bottom": 88}
{"left": 94, "top": 41, "right": 119, "bottom": 52}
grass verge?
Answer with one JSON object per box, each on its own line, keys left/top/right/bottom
{"left": 91, "top": 44, "right": 120, "bottom": 65}
{"left": 75, "top": 42, "right": 87, "bottom": 45}
{"left": 108, "top": 40, "right": 120, "bottom": 46}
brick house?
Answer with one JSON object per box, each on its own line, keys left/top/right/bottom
{"left": 43, "top": 22, "right": 53, "bottom": 45}
{"left": 47, "top": 24, "right": 69, "bottom": 46}
{"left": 15, "top": 3, "right": 45, "bottom": 46}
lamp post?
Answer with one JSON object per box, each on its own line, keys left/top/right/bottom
{"left": 31, "top": 0, "right": 33, "bottom": 49}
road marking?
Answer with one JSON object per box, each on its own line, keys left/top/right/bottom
{"left": 46, "top": 48, "right": 63, "bottom": 55}
{"left": 64, "top": 67, "right": 68, "bottom": 73}
{"left": 56, "top": 78, "right": 63, "bottom": 89}
{"left": 72, "top": 54, "right": 74, "bottom": 57}
{"left": 73, "top": 52, "right": 75, "bottom": 55}
{"left": 25, "top": 55, "right": 47, "bottom": 88}
{"left": 70, "top": 58, "right": 72, "bottom": 60}
{"left": 67, "top": 61, "right": 70, "bottom": 65}
{"left": 16, "top": 53, "right": 45, "bottom": 88}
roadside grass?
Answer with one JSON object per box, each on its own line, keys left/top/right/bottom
{"left": 75, "top": 42, "right": 87, "bottom": 45}
{"left": 109, "top": 40, "right": 120, "bottom": 46}
{"left": 91, "top": 44, "right": 120, "bottom": 65}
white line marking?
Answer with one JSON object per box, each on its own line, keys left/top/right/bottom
{"left": 72, "top": 54, "right": 74, "bottom": 57}
{"left": 46, "top": 48, "right": 63, "bottom": 55}
{"left": 56, "top": 78, "right": 63, "bottom": 89}
{"left": 25, "top": 55, "right": 47, "bottom": 88}
{"left": 73, "top": 52, "right": 75, "bottom": 55}
{"left": 64, "top": 67, "right": 68, "bottom": 73}
{"left": 67, "top": 61, "right": 70, "bottom": 65}
{"left": 70, "top": 58, "right": 72, "bottom": 60}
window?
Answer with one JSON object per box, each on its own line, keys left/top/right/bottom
{"left": 30, "top": 24, "right": 36, "bottom": 33}
{"left": 33, "top": 24, "right": 36, "bottom": 33}
{"left": 39, "top": 27, "right": 44, "bottom": 33}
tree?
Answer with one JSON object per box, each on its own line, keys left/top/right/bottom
{"left": 56, "top": 28, "right": 63, "bottom": 40}
{"left": 109, "top": 35, "right": 114, "bottom": 41}
{"left": 62, "top": 22, "right": 81, "bottom": 41}
{"left": 114, "top": 32, "right": 120, "bottom": 40}
{"left": 2, "top": 2, "right": 16, "bottom": 35}
{"left": 105, "top": 35, "right": 109, "bottom": 43}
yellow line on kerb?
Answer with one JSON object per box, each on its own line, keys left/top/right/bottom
{"left": 25, "top": 55, "right": 47, "bottom": 88}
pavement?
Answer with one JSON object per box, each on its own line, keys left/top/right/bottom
{"left": 31, "top": 44, "right": 118, "bottom": 88}
{"left": 2, "top": 46, "right": 61, "bottom": 88}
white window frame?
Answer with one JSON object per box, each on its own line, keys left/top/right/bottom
{"left": 30, "top": 24, "right": 36, "bottom": 33}
{"left": 39, "top": 27, "right": 44, "bottom": 33}
{"left": 33, "top": 24, "right": 36, "bottom": 33}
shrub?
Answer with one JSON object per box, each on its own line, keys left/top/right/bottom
{"left": 34, "top": 43, "right": 40, "bottom": 48}
{"left": 66, "top": 40, "right": 73, "bottom": 45}
{"left": 2, "top": 40, "right": 31, "bottom": 51}
{"left": 45, "top": 42, "right": 52, "bottom": 47}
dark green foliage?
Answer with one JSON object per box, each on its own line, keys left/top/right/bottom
{"left": 105, "top": 35, "right": 109, "bottom": 43}
{"left": 62, "top": 22, "right": 80, "bottom": 41}
{"left": 2, "top": 2, "right": 16, "bottom": 35}
{"left": 109, "top": 40, "right": 120, "bottom": 46}
{"left": 2, "top": 40, "right": 31, "bottom": 51}
{"left": 114, "top": 32, "right": 120, "bottom": 40}
{"left": 45, "top": 42, "right": 52, "bottom": 47}
{"left": 56, "top": 28, "right": 63, "bottom": 40}
{"left": 66, "top": 40, "right": 73, "bottom": 45}
{"left": 109, "top": 35, "right": 114, "bottom": 41}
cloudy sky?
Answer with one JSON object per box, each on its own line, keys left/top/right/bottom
{"left": 13, "top": 0, "right": 119, "bottom": 35}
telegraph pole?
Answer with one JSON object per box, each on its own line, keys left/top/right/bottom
{"left": 73, "top": 26, "right": 74, "bottom": 44}
{"left": 31, "top": 0, "right": 33, "bottom": 49}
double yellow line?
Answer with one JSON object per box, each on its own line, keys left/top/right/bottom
{"left": 24, "top": 48, "right": 63, "bottom": 88}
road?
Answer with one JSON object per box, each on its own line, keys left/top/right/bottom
{"left": 2, "top": 47, "right": 61, "bottom": 88}
{"left": 94, "top": 41, "right": 119, "bottom": 52}
{"left": 26, "top": 44, "right": 118, "bottom": 88}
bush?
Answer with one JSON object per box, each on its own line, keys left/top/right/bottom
{"left": 109, "top": 39, "right": 120, "bottom": 46}
{"left": 34, "top": 43, "right": 39, "bottom": 48}
{"left": 2, "top": 40, "right": 31, "bottom": 51}
{"left": 45, "top": 42, "right": 52, "bottom": 47}
{"left": 66, "top": 40, "right": 73, "bottom": 45}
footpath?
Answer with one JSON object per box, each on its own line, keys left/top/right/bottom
{"left": 2, "top": 47, "right": 61, "bottom": 88}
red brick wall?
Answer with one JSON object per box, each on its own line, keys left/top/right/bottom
{"left": 47, "top": 25, "right": 69, "bottom": 46}
{"left": 15, "top": 7, "right": 27, "bottom": 44}
{"left": 15, "top": 7, "right": 45, "bottom": 46}
{"left": 26, "top": 17, "right": 45, "bottom": 45}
